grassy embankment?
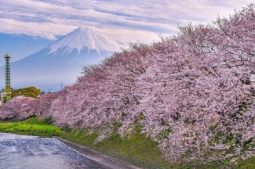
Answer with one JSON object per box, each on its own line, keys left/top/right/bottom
{"left": 1, "top": 116, "right": 255, "bottom": 169}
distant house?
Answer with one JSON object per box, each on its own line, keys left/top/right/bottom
{"left": 0, "top": 89, "right": 8, "bottom": 104}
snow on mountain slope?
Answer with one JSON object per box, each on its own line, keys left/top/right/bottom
{"left": 0, "top": 27, "right": 123, "bottom": 90}
{"left": 49, "top": 27, "right": 120, "bottom": 55}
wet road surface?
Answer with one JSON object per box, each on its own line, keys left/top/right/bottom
{"left": 0, "top": 133, "right": 111, "bottom": 169}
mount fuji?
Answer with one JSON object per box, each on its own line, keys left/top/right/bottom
{"left": 0, "top": 27, "right": 122, "bottom": 91}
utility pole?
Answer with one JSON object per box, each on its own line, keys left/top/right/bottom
{"left": 61, "top": 82, "right": 63, "bottom": 90}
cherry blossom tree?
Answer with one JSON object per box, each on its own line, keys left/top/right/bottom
{"left": 0, "top": 96, "right": 35, "bottom": 120}
{"left": 2, "top": 4, "right": 255, "bottom": 162}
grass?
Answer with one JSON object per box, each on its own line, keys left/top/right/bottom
{"left": 0, "top": 117, "right": 63, "bottom": 137}
{"left": 60, "top": 128, "right": 174, "bottom": 169}
{"left": 2, "top": 117, "right": 255, "bottom": 168}
{"left": 59, "top": 127, "right": 255, "bottom": 169}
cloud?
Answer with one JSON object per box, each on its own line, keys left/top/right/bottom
{"left": 0, "top": 0, "right": 254, "bottom": 43}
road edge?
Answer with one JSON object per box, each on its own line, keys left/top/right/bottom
{"left": 56, "top": 137, "right": 142, "bottom": 169}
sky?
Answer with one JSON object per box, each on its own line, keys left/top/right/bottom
{"left": 0, "top": 0, "right": 254, "bottom": 43}
{"left": 0, "top": 0, "right": 254, "bottom": 64}
{"left": 0, "top": 0, "right": 254, "bottom": 90}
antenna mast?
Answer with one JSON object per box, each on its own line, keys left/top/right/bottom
{"left": 4, "top": 54, "right": 11, "bottom": 89}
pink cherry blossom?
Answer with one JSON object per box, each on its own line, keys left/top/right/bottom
{"left": 2, "top": 4, "right": 255, "bottom": 162}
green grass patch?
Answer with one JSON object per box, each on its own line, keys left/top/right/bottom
{"left": 0, "top": 117, "right": 62, "bottom": 137}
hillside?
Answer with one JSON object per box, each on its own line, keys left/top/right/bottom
{"left": 1, "top": 4, "right": 255, "bottom": 166}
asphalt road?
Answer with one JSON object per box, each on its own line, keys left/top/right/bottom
{"left": 0, "top": 133, "right": 111, "bottom": 169}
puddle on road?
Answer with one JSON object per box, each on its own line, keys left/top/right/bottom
{"left": 0, "top": 133, "right": 110, "bottom": 169}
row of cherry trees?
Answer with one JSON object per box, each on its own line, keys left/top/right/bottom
{"left": 1, "top": 4, "right": 255, "bottom": 162}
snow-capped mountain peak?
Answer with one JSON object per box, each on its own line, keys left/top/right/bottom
{"left": 49, "top": 27, "right": 120, "bottom": 54}
{"left": 4, "top": 27, "right": 123, "bottom": 88}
